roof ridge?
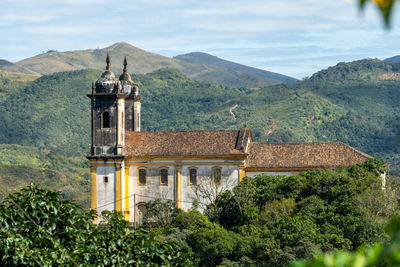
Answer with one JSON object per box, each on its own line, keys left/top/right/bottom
{"left": 126, "top": 129, "right": 238, "bottom": 134}
{"left": 336, "top": 142, "right": 372, "bottom": 158}
{"left": 252, "top": 141, "right": 344, "bottom": 145}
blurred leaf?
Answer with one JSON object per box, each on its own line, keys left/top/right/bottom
{"left": 359, "top": 0, "right": 395, "bottom": 28}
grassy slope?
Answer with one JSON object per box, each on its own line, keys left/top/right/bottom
{"left": 4, "top": 42, "right": 290, "bottom": 88}
{"left": 0, "top": 144, "right": 89, "bottom": 207}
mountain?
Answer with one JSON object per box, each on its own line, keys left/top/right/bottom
{"left": 0, "top": 58, "right": 399, "bottom": 178}
{"left": 385, "top": 55, "right": 400, "bottom": 63}
{"left": 1, "top": 42, "right": 295, "bottom": 88}
{"left": 174, "top": 52, "right": 296, "bottom": 84}
{"left": 0, "top": 59, "right": 38, "bottom": 75}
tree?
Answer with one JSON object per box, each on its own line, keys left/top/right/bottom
{"left": 0, "top": 184, "right": 193, "bottom": 266}
{"left": 290, "top": 214, "right": 400, "bottom": 267}
{"left": 142, "top": 199, "right": 177, "bottom": 229}
{"left": 191, "top": 170, "right": 237, "bottom": 218}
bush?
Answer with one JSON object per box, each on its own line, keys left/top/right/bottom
{"left": 0, "top": 184, "right": 193, "bottom": 266}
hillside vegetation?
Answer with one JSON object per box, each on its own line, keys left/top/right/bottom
{"left": 0, "top": 144, "right": 89, "bottom": 207}
{"left": 139, "top": 159, "right": 397, "bottom": 266}
{"left": 0, "top": 70, "right": 39, "bottom": 101}
{"left": 1, "top": 42, "right": 294, "bottom": 88}
{"left": 0, "top": 58, "right": 399, "bottom": 201}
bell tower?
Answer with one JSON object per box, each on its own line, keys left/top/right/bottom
{"left": 87, "top": 54, "right": 125, "bottom": 156}
{"left": 119, "top": 56, "right": 142, "bottom": 132}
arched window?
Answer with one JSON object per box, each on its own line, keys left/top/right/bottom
{"left": 188, "top": 167, "right": 197, "bottom": 186}
{"left": 102, "top": 112, "right": 110, "bottom": 128}
{"left": 138, "top": 168, "right": 147, "bottom": 185}
{"left": 212, "top": 167, "right": 222, "bottom": 186}
{"left": 159, "top": 168, "right": 169, "bottom": 185}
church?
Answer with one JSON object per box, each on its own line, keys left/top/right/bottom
{"left": 87, "top": 55, "right": 371, "bottom": 223}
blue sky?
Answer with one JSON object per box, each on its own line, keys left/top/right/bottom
{"left": 1, "top": 0, "right": 400, "bottom": 78}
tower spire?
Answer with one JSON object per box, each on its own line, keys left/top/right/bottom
{"left": 123, "top": 56, "right": 128, "bottom": 73}
{"left": 106, "top": 53, "right": 110, "bottom": 70}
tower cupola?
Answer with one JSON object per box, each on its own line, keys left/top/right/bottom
{"left": 95, "top": 53, "right": 120, "bottom": 93}
{"left": 119, "top": 56, "right": 140, "bottom": 98}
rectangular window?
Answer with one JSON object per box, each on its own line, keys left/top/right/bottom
{"left": 212, "top": 167, "right": 222, "bottom": 186}
{"left": 189, "top": 168, "right": 197, "bottom": 185}
{"left": 139, "top": 169, "right": 146, "bottom": 185}
{"left": 160, "top": 168, "right": 168, "bottom": 185}
{"left": 102, "top": 111, "right": 110, "bottom": 128}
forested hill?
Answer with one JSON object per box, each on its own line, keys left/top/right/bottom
{"left": 0, "top": 58, "right": 399, "bottom": 177}
{"left": 0, "top": 42, "right": 294, "bottom": 88}
{"left": 174, "top": 52, "right": 296, "bottom": 84}
{"left": 385, "top": 55, "right": 400, "bottom": 64}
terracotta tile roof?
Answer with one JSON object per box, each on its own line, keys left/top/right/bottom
{"left": 125, "top": 130, "right": 248, "bottom": 157}
{"left": 246, "top": 142, "right": 371, "bottom": 169}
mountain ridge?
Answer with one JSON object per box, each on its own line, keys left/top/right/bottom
{"left": 174, "top": 52, "right": 296, "bottom": 84}
{"left": 0, "top": 42, "right": 295, "bottom": 88}
{"left": 385, "top": 55, "right": 400, "bottom": 63}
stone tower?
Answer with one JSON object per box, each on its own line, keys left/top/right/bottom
{"left": 88, "top": 54, "right": 142, "bottom": 157}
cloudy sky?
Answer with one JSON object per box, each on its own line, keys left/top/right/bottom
{"left": 1, "top": 0, "right": 400, "bottom": 78}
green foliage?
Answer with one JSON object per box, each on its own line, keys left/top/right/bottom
{"left": 0, "top": 70, "right": 38, "bottom": 101}
{"left": 0, "top": 184, "right": 193, "bottom": 266}
{"left": 0, "top": 144, "right": 89, "bottom": 207}
{"left": 141, "top": 159, "right": 397, "bottom": 267}
{"left": 291, "top": 213, "right": 400, "bottom": 267}
{"left": 143, "top": 199, "right": 177, "bottom": 229}
{"left": 188, "top": 223, "right": 246, "bottom": 267}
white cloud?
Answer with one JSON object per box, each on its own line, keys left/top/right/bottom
{"left": 1, "top": 0, "right": 400, "bottom": 77}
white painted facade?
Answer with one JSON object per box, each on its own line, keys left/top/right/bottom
{"left": 93, "top": 157, "right": 308, "bottom": 223}
{"left": 96, "top": 166, "right": 116, "bottom": 214}
{"left": 122, "top": 160, "right": 242, "bottom": 222}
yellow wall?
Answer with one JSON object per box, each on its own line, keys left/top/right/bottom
{"left": 125, "top": 165, "right": 130, "bottom": 220}
{"left": 175, "top": 166, "right": 182, "bottom": 209}
{"left": 115, "top": 163, "right": 122, "bottom": 212}
{"left": 239, "top": 167, "right": 246, "bottom": 182}
{"left": 90, "top": 165, "right": 97, "bottom": 211}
